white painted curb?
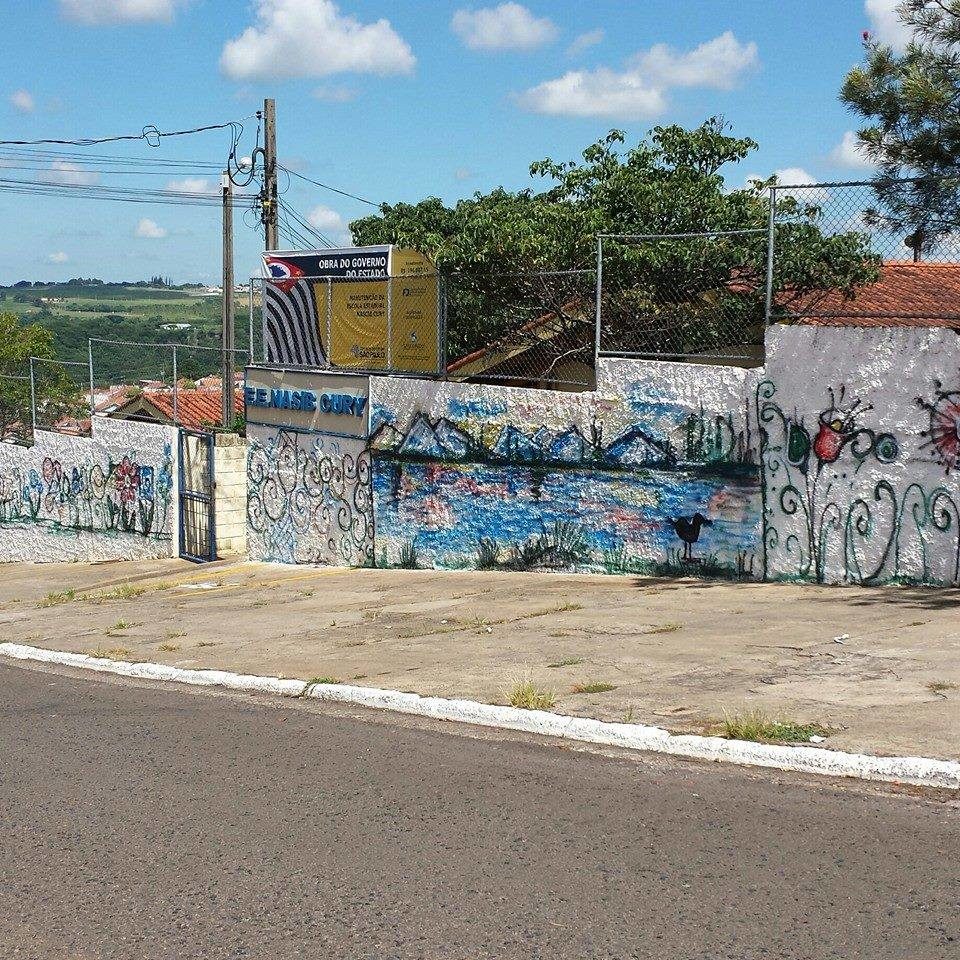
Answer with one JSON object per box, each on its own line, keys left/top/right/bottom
{"left": 3, "top": 641, "right": 958, "bottom": 790}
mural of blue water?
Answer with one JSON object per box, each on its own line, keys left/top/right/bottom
{"left": 373, "top": 456, "right": 761, "bottom": 576}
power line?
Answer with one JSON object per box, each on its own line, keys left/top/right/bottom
{"left": 0, "top": 117, "right": 257, "bottom": 148}
{"left": 278, "top": 198, "right": 334, "bottom": 248}
{"left": 278, "top": 163, "right": 380, "bottom": 207}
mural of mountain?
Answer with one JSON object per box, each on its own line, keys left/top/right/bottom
{"left": 492, "top": 425, "right": 542, "bottom": 461}
{"left": 370, "top": 422, "right": 404, "bottom": 452}
{"left": 604, "top": 426, "right": 676, "bottom": 468}
{"left": 398, "top": 413, "right": 474, "bottom": 460}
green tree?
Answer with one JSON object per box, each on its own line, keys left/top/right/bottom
{"left": 0, "top": 312, "right": 84, "bottom": 442}
{"left": 841, "top": 0, "right": 960, "bottom": 256}
{"left": 352, "top": 119, "right": 880, "bottom": 364}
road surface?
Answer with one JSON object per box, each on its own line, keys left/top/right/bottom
{"left": 1, "top": 662, "right": 957, "bottom": 959}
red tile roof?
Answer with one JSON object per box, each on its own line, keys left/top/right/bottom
{"left": 110, "top": 387, "right": 244, "bottom": 431}
{"left": 788, "top": 261, "right": 960, "bottom": 328}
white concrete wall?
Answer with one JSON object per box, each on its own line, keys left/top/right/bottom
{"left": 369, "top": 360, "right": 762, "bottom": 577}
{"left": 245, "top": 424, "right": 373, "bottom": 566}
{"left": 0, "top": 417, "right": 178, "bottom": 563}
{"left": 761, "top": 326, "right": 960, "bottom": 585}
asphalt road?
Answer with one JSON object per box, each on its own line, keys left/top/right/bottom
{"left": 1, "top": 663, "right": 958, "bottom": 960}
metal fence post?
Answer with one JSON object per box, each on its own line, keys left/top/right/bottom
{"left": 172, "top": 345, "right": 178, "bottom": 427}
{"left": 28, "top": 356, "right": 36, "bottom": 435}
{"left": 594, "top": 236, "right": 604, "bottom": 367}
{"left": 386, "top": 276, "right": 393, "bottom": 372}
{"left": 87, "top": 338, "right": 95, "bottom": 422}
{"left": 248, "top": 279, "right": 255, "bottom": 364}
{"left": 764, "top": 185, "right": 778, "bottom": 328}
{"left": 326, "top": 278, "right": 333, "bottom": 370}
{"left": 439, "top": 274, "right": 447, "bottom": 378}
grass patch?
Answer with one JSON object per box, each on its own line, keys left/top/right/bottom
{"left": 547, "top": 656, "right": 586, "bottom": 669}
{"left": 506, "top": 677, "right": 556, "bottom": 711}
{"left": 716, "top": 710, "right": 831, "bottom": 744}
{"left": 89, "top": 585, "right": 146, "bottom": 603}
{"left": 37, "top": 589, "right": 75, "bottom": 608}
{"left": 158, "top": 643, "right": 180, "bottom": 652}
{"left": 89, "top": 646, "right": 134, "bottom": 661}
{"left": 301, "top": 676, "right": 341, "bottom": 695}
{"left": 165, "top": 630, "right": 186, "bottom": 640}
{"left": 571, "top": 681, "right": 617, "bottom": 695}
{"left": 927, "top": 681, "right": 958, "bottom": 696}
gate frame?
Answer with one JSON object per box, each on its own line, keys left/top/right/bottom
{"left": 177, "top": 428, "right": 217, "bottom": 563}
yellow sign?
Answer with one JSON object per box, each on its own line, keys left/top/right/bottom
{"left": 313, "top": 247, "right": 439, "bottom": 373}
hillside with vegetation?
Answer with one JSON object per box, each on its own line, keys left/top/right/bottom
{"left": 0, "top": 280, "right": 252, "bottom": 385}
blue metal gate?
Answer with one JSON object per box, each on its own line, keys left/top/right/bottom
{"left": 178, "top": 429, "right": 216, "bottom": 563}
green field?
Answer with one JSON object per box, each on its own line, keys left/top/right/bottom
{"left": 1, "top": 283, "right": 254, "bottom": 385}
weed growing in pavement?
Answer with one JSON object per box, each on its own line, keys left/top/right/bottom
{"left": 89, "top": 585, "right": 146, "bottom": 603}
{"left": 165, "top": 631, "right": 186, "bottom": 640}
{"left": 642, "top": 622, "right": 683, "bottom": 635}
{"left": 89, "top": 646, "right": 134, "bottom": 661}
{"left": 506, "top": 677, "right": 557, "bottom": 711}
{"left": 927, "top": 681, "right": 958, "bottom": 697}
{"left": 301, "top": 676, "right": 340, "bottom": 696}
{"left": 105, "top": 619, "right": 141, "bottom": 636}
{"left": 623, "top": 707, "right": 636, "bottom": 723}
{"left": 547, "top": 656, "right": 586, "bottom": 668}
{"left": 36, "top": 589, "right": 75, "bottom": 608}
{"left": 571, "top": 681, "right": 618, "bottom": 695}
{"left": 715, "top": 710, "right": 831, "bottom": 744}
{"left": 158, "top": 643, "right": 180, "bottom": 652}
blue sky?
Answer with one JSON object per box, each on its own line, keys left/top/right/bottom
{"left": 1, "top": 0, "right": 906, "bottom": 285}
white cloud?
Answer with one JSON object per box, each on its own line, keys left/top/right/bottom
{"left": 454, "top": 167, "right": 475, "bottom": 181}
{"left": 631, "top": 32, "right": 759, "bottom": 90}
{"left": 59, "top": 0, "right": 187, "bottom": 25}
{"left": 745, "top": 167, "right": 830, "bottom": 202}
{"left": 313, "top": 84, "right": 357, "bottom": 103}
{"left": 451, "top": 3, "right": 558, "bottom": 51}
{"left": 830, "top": 130, "right": 875, "bottom": 169}
{"left": 567, "top": 28, "right": 604, "bottom": 57}
{"left": 865, "top": 0, "right": 913, "bottom": 51}
{"left": 39, "top": 162, "right": 99, "bottom": 186}
{"left": 135, "top": 218, "right": 167, "bottom": 239}
{"left": 48, "top": 251, "right": 69, "bottom": 264}
{"left": 165, "top": 177, "right": 217, "bottom": 195}
{"left": 517, "top": 31, "right": 758, "bottom": 120}
{"left": 9, "top": 89, "right": 35, "bottom": 113}
{"left": 307, "top": 205, "right": 350, "bottom": 244}
{"left": 220, "top": 0, "right": 415, "bottom": 81}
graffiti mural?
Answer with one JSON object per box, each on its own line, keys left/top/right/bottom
{"left": 917, "top": 377, "right": 960, "bottom": 474}
{"left": 759, "top": 379, "right": 960, "bottom": 586}
{"left": 247, "top": 428, "right": 374, "bottom": 566}
{"left": 370, "top": 367, "right": 762, "bottom": 578}
{"left": 0, "top": 419, "right": 176, "bottom": 562}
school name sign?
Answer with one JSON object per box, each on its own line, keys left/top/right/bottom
{"left": 244, "top": 367, "right": 370, "bottom": 438}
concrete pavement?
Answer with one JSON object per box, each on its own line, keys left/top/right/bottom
{"left": 1, "top": 560, "right": 958, "bottom": 760}
{"left": 2, "top": 660, "right": 958, "bottom": 960}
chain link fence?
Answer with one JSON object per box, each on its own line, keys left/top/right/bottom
{"left": 0, "top": 372, "right": 32, "bottom": 444}
{"left": 444, "top": 269, "right": 597, "bottom": 390}
{"left": 769, "top": 179, "right": 960, "bottom": 325}
{"left": 257, "top": 273, "right": 444, "bottom": 376}
{"left": 597, "top": 232, "right": 767, "bottom": 362}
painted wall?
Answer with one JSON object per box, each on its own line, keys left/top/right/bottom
{"left": 0, "top": 417, "right": 177, "bottom": 563}
{"left": 760, "top": 326, "right": 960, "bottom": 586}
{"left": 246, "top": 425, "right": 373, "bottom": 566}
{"left": 369, "top": 358, "right": 762, "bottom": 577}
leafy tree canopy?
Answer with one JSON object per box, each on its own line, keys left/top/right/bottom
{"left": 352, "top": 119, "right": 879, "bottom": 362}
{"left": 841, "top": 0, "right": 960, "bottom": 253}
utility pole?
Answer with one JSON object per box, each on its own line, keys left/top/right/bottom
{"left": 222, "top": 170, "right": 235, "bottom": 429}
{"left": 263, "top": 98, "right": 278, "bottom": 251}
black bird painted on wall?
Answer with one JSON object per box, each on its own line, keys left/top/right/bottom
{"left": 670, "top": 512, "right": 713, "bottom": 562}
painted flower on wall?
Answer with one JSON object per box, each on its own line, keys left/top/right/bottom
{"left": 139, "top": 466, "right": 155, "bottom": 501}
{"left": 918, "top": 380, "right": 960, "bottom": 474}
{"left": 114, "top": 457, "right": 141, "bottom": 505}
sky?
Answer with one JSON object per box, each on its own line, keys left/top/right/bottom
{"left": 1, "top": 0, "right": 911, "bottom": 285}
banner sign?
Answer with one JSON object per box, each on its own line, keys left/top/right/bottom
{"left": 244, "top": 367, "right": 370, "bottom": 438}
{"left": 261, "top": 246, "right": 439, "bottom": 374}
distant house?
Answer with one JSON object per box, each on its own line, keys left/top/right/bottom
{"left": 108, "top": 383, "right": 244, "bottom": 431}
